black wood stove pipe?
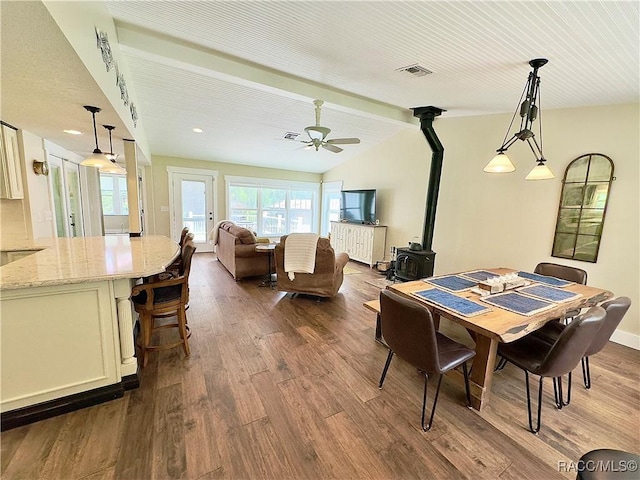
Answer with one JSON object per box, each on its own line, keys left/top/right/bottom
{"left": 411, "top": 106, "right": 445, "bottom": 252}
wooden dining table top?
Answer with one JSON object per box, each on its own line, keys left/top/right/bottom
{"left": 387, "top": 267, "right": 613, "bottom": 343}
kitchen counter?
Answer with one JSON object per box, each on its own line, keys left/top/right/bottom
{"left": 0, "top": 235, "right": 179, "bottom": 289}
{"left": 0, "top": 235, "right": 180, "bottom": 429}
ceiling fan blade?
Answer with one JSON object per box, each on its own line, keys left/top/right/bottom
{"left": 326, "top": 137, "right": 361, "bottom": 145}
{"left": 322, "top": 143, "right": 343, "bottom": 153}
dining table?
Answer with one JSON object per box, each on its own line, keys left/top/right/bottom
{"left": 365, "top": 267, "right": 613, "bottom": 411}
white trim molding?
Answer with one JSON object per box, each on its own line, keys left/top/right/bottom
{"left": 611, "top": 329, "right": 640, "bottom": 350}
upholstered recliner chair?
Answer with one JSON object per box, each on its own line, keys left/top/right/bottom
{"left": 274, "top": 235, "right": 349, "bottom": 297}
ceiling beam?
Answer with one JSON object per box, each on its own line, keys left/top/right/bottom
{"left": 115, "top": 22, "right": 418, "bottom": 127}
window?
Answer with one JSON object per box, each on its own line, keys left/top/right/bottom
{"left": 321, "top": 181, "right": 343, "bottom": 236}
{"left": 551, "top": 153, "right": 614, "bottom": 263}
{"left": 226, "top": 176, "right": 319, "bottom": 236}
{"left": 100, "top": 173, "right": 129, "bottom": 215}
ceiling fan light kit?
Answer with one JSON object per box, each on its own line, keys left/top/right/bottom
{"left": 301, "top": 99, "right": 360, "bottom": 153}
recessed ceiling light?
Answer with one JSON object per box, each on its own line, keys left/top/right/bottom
{"left": 192, "top": 128, "right": 203, "bottom": 133}
{"left": 63, "top": 129, "right": 83, "bottom": 135}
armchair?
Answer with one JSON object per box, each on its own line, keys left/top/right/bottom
{"left": 274, "top": 235, "right": 349, "bottom": 297}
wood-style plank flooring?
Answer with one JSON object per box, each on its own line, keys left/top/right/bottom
{"left": 2, "top": 254, "right": 639, "bottom": 479}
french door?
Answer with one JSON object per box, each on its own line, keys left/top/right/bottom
{"left": 48, "top": 155, "right": 84, "bottom": 237}
{"left": 169, "top": 169, "right": 216, "bottom": 252}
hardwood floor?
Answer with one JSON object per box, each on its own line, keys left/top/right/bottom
{"left": 2, "top": 254, "right": 639, "bottom": 479}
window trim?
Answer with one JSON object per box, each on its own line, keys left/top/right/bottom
{"left": 99, "top": 172, "right": 129, "bottom": 216}
{"left": 225, "top": 175, "right": 320, "bottom": 236}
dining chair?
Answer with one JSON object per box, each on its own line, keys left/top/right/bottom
{"left": 495, "top": 261, "right": 590, "bottom": 373}
{"left": 496, "top": 306, "right": 606, "bottom": 433}
{"left": 575, "top": 449, "right": 640, "bottom": 480}
{"left": 377, "top": 289, "right": 476, "bottom": 431}
{"left": 531, "top": 296, "right": 631, "bottom": 389}
{"left": 535, "top": 262, "right": 588, "bottom": 321}
{"left": 131, "top": 239, "right": 196, "bottom": 367}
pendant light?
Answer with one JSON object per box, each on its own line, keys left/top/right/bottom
{"left": 484, "top": 59, "right": 554, "bottom": 180}
{"left": 80, "top": 106, "right": 112, "bottom": 168}
{"left": 100, "top": 125, "right": 127, "bottom": 175}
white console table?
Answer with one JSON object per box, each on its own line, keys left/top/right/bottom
{"left": 330, "top": 221, "right": 387, "bottom": 267}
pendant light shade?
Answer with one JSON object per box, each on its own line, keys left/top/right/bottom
{"left": 483, "top": 151, "right": 516, "bottom": 173}
{"left": 80, "top": 106, "right": 112, "bottom": 168}
{"left": 525, "top": 161, "right": 555, "bottom": 180}
{"left": 100, "top": 125, "right": 127, "bottom": 175}
{"left": 484, "top": 59, "right": 554, "bottom": 180}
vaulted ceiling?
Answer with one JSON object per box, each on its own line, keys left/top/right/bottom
{"left": 2, "top": 1, "right": 638, "bottom": 173}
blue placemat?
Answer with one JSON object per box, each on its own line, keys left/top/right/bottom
{"left": 424, "top": 275, "right": 476, "bottom": 292}
{"left": 480, "top": 291, "right": 554, "bottom": 316}
{"left": 517, "top": 271, "right": 572, "bottom": 288}
{"left": 518, "top": 284, "right": 582, "bottom": 303}
{"left": 460, "top": 270, "right": 498, "bottom": 282}
{"left": 412, "top": 288, "right": 490, "bottom": 317}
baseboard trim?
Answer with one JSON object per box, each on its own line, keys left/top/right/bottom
{"left": 122, "top": 368, "right": 141, "bottom": 391}
{"left": 1, "top": 366, "right": 143, "bottom": 431}
{"left": 611, "top": 328, "right": 640, "bottom": 350}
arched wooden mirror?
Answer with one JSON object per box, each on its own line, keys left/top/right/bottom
{"left": 551, "top": 153, "right": 614, "bottom": 263}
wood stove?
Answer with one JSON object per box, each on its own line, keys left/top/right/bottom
{"left": 395, "top": 248, "right": 435, "bottom": 281}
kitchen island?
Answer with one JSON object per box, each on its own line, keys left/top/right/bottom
{"left": 0, "top": 235, "right": 179, "bottom": 430}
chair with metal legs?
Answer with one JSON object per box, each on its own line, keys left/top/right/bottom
{"left": 494, "top": 262, "right": 589, "bottom": 373}
{"left": 377, "top": 289, "right": 476, "bottom": 431}
{"left": 531, "top": 296, "right": 631, "bottom": 389}
{"left": 535, "top": 262, "right": 588, "bottom": 322}
{"left": 497, "top": 306, "right": 606, "bottom": 433}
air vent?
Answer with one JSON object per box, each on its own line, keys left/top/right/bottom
{"left": 396, "top": 64, "right": 433, "bottom": 77}
{"left": 283, "top": 131, "right": 300, "bottom": 140}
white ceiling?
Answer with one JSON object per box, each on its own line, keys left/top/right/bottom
{"left": 2, "top": 1, "right": 639, "bottom": 174}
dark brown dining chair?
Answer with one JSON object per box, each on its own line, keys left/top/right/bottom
{"left": 495, "top": 261, "right": 591, "bottom": 373}
{"left": 497, "top": 306, "right": 606, "bottom": 433}
{"left": 532, "top": 296, "right": 631, "bottom": 389}
{"left": 535, "top": 262, "right": 588, "bottom": 321}
{"left": 534, "top": 262, "right": 588, "bottom": 285}
{"left": 378, "top": 289, "right": 476, "bottom": 431}
{"left": 131, "top": 240, "right": 196, "bottom": 367}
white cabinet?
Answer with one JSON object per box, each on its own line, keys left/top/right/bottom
{"left": 330, "top": 221, "right": 387, "bottom": 267}
{"left": 0, "top": 124, "right": 24, "bottom": 199}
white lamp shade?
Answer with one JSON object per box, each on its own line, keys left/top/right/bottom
{"left": 81, "top": 151, "right": 112, "bottom": 168}
{"left": 100, "top": 162, "right": 127, "bottom": 175}
{"left": 525, "top": 163, "right": 555, "bottom": 180}
{"left": 483, "top": 152, "right": 516, "bottom": 173}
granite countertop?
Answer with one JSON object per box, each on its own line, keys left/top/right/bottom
{"left": 0, "top": 236, "right": 180, "bottom": 290}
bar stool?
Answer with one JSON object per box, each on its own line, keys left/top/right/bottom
{"left": 131, "top": 240, "right": 196, "bottom": 366}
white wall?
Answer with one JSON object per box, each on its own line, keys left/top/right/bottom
{"left": 18, "top": 130, "right": 55, "bottom": 239}
{"left": 323, "top": 128, "right": 431, "bottom": 255}
{"left": 43, "top": 0, "right": 150, "bottom": 161}
{"left": 323, "top": 103, "right": 640, "bottom": 343}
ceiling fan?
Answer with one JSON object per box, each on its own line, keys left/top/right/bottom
{"left": 302, "top": 100, "right": 360, "bottom": 153}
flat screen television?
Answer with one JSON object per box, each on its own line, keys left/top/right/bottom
{"left": 340, "top": 189, "right": 376, "bottom": 224}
